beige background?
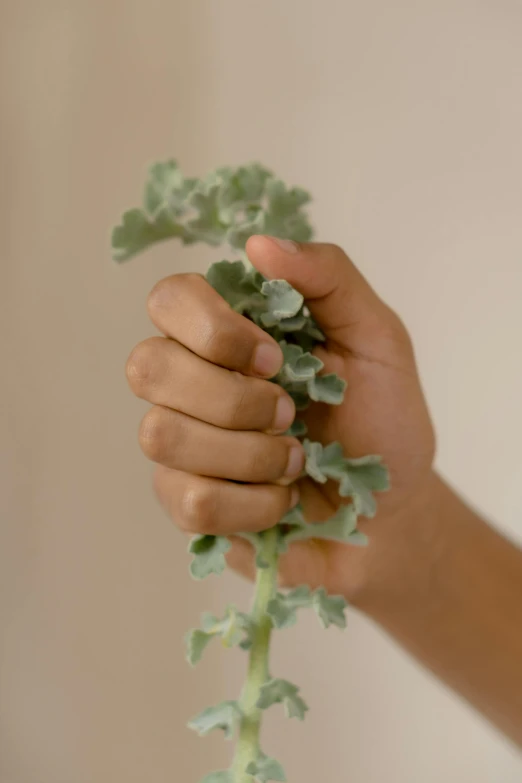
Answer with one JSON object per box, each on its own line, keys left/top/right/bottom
{"left": 1, "top": 2, "right": 522, "bottom": 782}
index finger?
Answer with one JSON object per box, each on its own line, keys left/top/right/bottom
{"left": 146, "top": 273, "right": 284, "bottom": 378}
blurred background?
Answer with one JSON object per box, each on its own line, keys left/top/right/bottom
{"left": 1, "top": 2, "right": 522, "bottom": 782}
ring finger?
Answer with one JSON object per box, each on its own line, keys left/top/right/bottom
{"left": 139, "top": 405, "right": 305, "bottom": 485}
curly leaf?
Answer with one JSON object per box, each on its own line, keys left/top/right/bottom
{"left": 267, "top": 586, "right": 313, "bottom": 629}
{"left": 226, "top": 209, "right": 266, "bottom": 250}
{"left": 246, "top": 755, "right": 287, "bottom": 782}
{"left": 186, "top": 184, "right": 229, "bottom": 245}
{"left": 188, "top": 535, "right": 231, "bottom": 579}
{"left": 256, "top": 679, "right": 308, "bottom": 721}
{"left": 277, "top": 341, "right": 324, "bottom": 383}
{"left": 312, "top": 588, "right": 348, "bottom": 629}
{"left": 202, "top": 604, "right": 253, "bottom": 648}
{"left": 111, "top": 207, "right": 188, "bottom": 262}
{"left": 307, "top": 373, "right": 347, "bottom": 405}
{"left": 260, "top": 280, "right": 304, "bottom": 327}
{"left": 143, "top": 159, "right": 197, "bottom": 216}
{"left": 206, "top": 260, "right": 264, "bottom": 314}
{"left": 188, "top": 701, "right": 242, "bottom": 739}
{"left": 337, "top": 455, "right": 390, "bottom": 517}
{"left": 303, "top": 441, "right": 389, "bottom": 518}
{"left": 283, "top": 504, "right": 363, "bottom": 546}
{"left": 185, "top": 629, "right": 213, "bottom": 666}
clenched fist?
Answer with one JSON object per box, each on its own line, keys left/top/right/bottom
{"left": 126, "top": 236, "right": 436, "bottom": 605}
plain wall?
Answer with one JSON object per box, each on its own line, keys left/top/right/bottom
{"left": 1, "top": 2, "right": 521, "bottom": 782}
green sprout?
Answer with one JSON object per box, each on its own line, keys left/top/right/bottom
{"left": 112, "top": 160, "right": 389, "bottom": 782}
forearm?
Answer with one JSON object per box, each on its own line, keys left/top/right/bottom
{"left": 356, "top": 472, "right": 522, "bottom": 747}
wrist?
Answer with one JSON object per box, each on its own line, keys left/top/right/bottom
{"left": 349, "top": 470, "right": 450, "bottom": 617}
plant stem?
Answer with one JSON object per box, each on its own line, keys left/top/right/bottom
{"left": 232, "top": 526, "right": 279, "bottom": 782}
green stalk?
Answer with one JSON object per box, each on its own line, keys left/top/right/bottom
{"left": 232, "top": 526, "right": 279, "bottom": 782}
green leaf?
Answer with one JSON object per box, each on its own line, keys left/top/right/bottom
{"left": 283, "top": 503, "right": 360, "bottom": 546}
{"left": 302, "top": 441, "right": 389, "bottom": 518}
{"left": 142, "top": 159, "right": 197, "bottom": 216}
{"left": 257, "top": 679, "right": 308, "bottom": 721}
{"left": 185, "top": 629, "right": 213, "bottom": 666}
{"left": 277, "top": 341, "right": 324, "bottom": 383}
{"left": 312, "top": 587, "right": 348, "bottom": 629}
{"left": 267, "top": 586, "right": 313, "bottom": 629}
{"left": 276, "top": 314, "right": 307, "bottom": 332}
{"left": 285, "top": 419, "right": 308, "bottom": 438}
{"left": 202, "top": 604, "right": 253, "bottom": 648}
{"left": 337, "top": 455, "right": 390, "bottom": 517}
{"left": 226, "top": 209, "right": 266, "bottom": 249}
{"left": 186, "top": 184, "right": 228, "bottom": 245}
{"left": 307, "top": 373, "right": 347, "bottom": 405}
{"left": 186, "top": 604, "right": 253, "bottom": 664}
{"left": 206, "top": 260, "right": 264, "bottom": 313}
{"left": 188, "top": 535, "right": 231, "bottom": 579}
{"left": 303, "top": 439, "right": 329, "bottom": 483}
{"left": 236, "top": 531, "right": 272, "bottom": 570}
{"left": 188, "top": 701, "right": 242, "bottom": 739}
{"left": 200, "top": 772, "right": 233, "bottom": 783}
{"left": 265, "top": 179, "right": 311, "bottom": 218}
{"left": 246, "top": 755, "right": 287, "bottom": 782}
{"left": 260, "top": 280, "right": 304, "bottom": 327}
{"left": 111, "top": 207, "right": 188, "bottom": 262}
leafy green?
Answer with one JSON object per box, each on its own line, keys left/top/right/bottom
{"left": 260, "top": 280, "right": 304, "bottom": 327}
{"left": 307, "top": 373, "right": 347, "bottom": 405}
{"left": 312, "top": 588, "right": 348, "bottom": 629}
{"left": 185, "top": 629, "right": 213, "bottom": 666}
{"left": 257, "top": 679, "right": 308, "bottom": 720}
{"left": 267, "top": 586, "right": 313, "bottom": 629}
{"left": 246, "top": 755, "right": 287, "bottom": 782}
{"left": 186, "top": 605, "right": 253, "bottom": 665}
{"left": 112, "top": 208, "right": 188, "bottom": 262}
{"left": 111, "top": 160, "right": 314, "bottom": 261}
{"left": 277, "top": 341, "right": 323, "bottom": 383}
{"left": 143, "top": 160, "right": 197, "bottom": 216}
{"left": 302, "top": 441, "right": 389, "bottom": 517}
{"left": 188, "top": 535, "right": 231, "bottom": 579}
{"left": 188, "top": 701, "right": 242, "bottom": 739}
{"left": 282, "top": 503, "right": 361, "bottom": 546}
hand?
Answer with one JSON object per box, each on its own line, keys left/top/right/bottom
{"left": 126, "top": 236, "right": 436, "bottom": 604}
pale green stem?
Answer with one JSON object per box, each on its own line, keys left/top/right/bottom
{"left": 232, "top": 526, "right": 279, "bottom": 782}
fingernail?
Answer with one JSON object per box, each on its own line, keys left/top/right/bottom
{"left": 284, "top": 444, "right": 305, "bottom": 479}
{"left": 273, "top": 395, "right": 296, "bottom": 433}
{"left": 253, "top": 342, "right": 283, "bottom": 377}
{"left": 269, "top": 237, "right": 299, "bottom": 254}
{"left": 289, "top": 485, "right": 300, "bottom": 508}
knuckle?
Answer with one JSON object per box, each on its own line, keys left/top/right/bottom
{"left": 181, "top": 479, "right": 219, "bottom": 533}
{"left": 245, "top": 441, "right": 283, "bottom": 481}
{"left": 226, "top": 373, "right": 254, "bottom": 427}
{"left": 147, "top": 273, "right": 203, "bottom": 319}
{"left": 125, "top": 339, "right": 160, "bottom": 393}
{"left": 138, "top": 406, "right": 167, "bottom": 462}
{"left": 201, "top": 315, "right": 253, "bottom": 367}
{"left": 380, "top": 310, "right": 415, "bottom": 356}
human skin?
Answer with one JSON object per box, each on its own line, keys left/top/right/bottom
{"left": 126, "top": 235, "right": 522, "bottom": 747}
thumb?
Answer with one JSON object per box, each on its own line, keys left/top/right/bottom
{"left": 246, "top": 235, "right": 402, "bottom": 351}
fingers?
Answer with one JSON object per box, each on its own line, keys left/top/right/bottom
{"left": 153, "top": 465, "right": 299, "bottom": 535}
{"left": 245, "top": 236, "right": 412, "bottom": 354}
{"left": 139, "top": 405, "right": 305, "bottom": 484}
{"left": 146, "top": 272, "right": 283, "bottom": 378}
{"left": 126, "top": 336, "right": 296, "bottom": 433}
